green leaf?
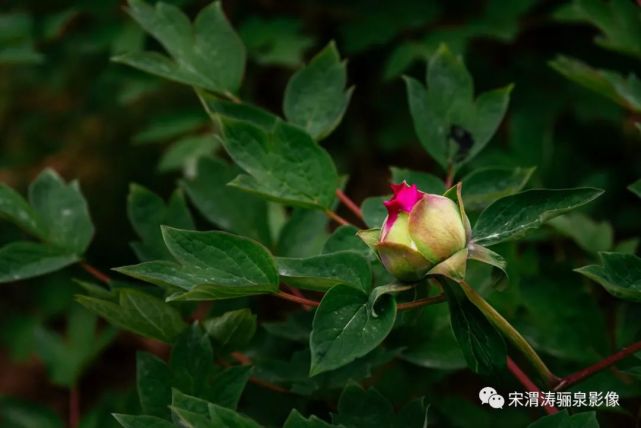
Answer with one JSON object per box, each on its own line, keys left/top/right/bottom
{"left": 239, "top": 17, "right": 314, "bottom": 67}
{"left": 368, "top": 284, "right": 412, "bottom": 317}
{"left": 548, "top": 212, "right": 613, "bottom": 253}
{"left": 208, "top": 404, "right": 261, "bottom": 428}
{"left": 405, "top": 45, "right": 512, "bottom": 170}
{"left": 76, "top": 288, "right": 187, "bottom": 343}
{"left": 461, "top": 166, "right": 536, "bottom": 210}
{"left": 277, "top": 251, "right": 371, "bottom": 293}
{"left": 128, "top": 184, "right": 194, "bottom": 261}
{"left": 158, "top": 135, "right": 218, "bottom": 173}
{"left": 284, "top": 409, "right": 338, "bottom": 428}
{"left": 115, "top": 227, "right": 279, "bottom": 301}
{"left": 334, "top": 383, "right": 394, "bottom": 428}
{"left": 390, "top": 167, "right": 445, "bottom": 193}
{"left": 0, "top": 397, "right": 64, "bottom": 428}
{"left": 218, "top": 117, "right": 339, "bottom": 209}
{"left": 283, "top": 42, "right": 353, "bottom": 140}
{"left": 0, "top": 241, "right": 77, "bottom": 284}
{"left": 116, "top": 1, "right": 245, "bottom": 94}
{"left": 527, "top": 410, "right": 599, "bottom": 428}
{"left": 550, "top": 55, "right": 641, "bottom": 112}
{"left": 202, "top": 97, "right": 279, "bottom": 130}
{"left": 575, "top": 252, "right": 641, "bottom": 302}
{"left": 28, "top": 169, "right": 94, "bottom": 254}
{"left": 361, "top": 196, "right": 387, "bottom": 229}
{"left": 310, "top": 285, "right": 396, "bottom": 375}
{"left": 473, "top": 188, "right": 604, "bottom": 246}
{"left": 629, "top": 178, "right": 641, "bottom": 199}
{"left": 442, "top": 280, "right": 506, "bottom": 375}
{"left": 0, "top": 184, "right": 43, "bottom": 237}
{"left": 133, "top": 112, "right": 206, "bottom": 145}
{"left": 277, "top": 209, "right": 329, "bottom": 257}
{"left": 136, "top": 352, "right": 172, "bottom": 418}
{"left": 181, "top": 157, "right": 271, "bottom": 244}
{"left": 322, "top": 225, "right": 370, "bottom": 256}
{"left": 171, "top": 388, "right": 211, "bottom": 417}
{"left": 208, "top": 365, "right": 252, "bottom": 409}
{"left": 170, "top": 324, "right": 213, "bottom": 397}
{"left": 204, "top": 308, "right": 257, "bottom": 350}
{"left": 114, "top": 414, "right": 176, "bottom": 428}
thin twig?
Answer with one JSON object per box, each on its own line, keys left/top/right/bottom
{"left": 69, "top": 385, "right": 80, "bottom": 428}
{"left": 324, "top": 209, "right": 352, "bottom": 226}
{"left": 79, "top": 261, "right": 110, "bottom": 284}
{"left": 507, "top": 357, "right": 559, "bottom": 415}
{"left": 553, "top": 340, "right": 641, "bottom": 391}
{"left": 273, "top": 290, "right": 321, "bottom": 307}
{"left": 397, "top": 293, "right": 446, "bottom": 310}
{"left": 444, "top": 164, "right": 454, "bottom": 188}
{"left": 284, "top": 285, "right": 313, "bottom": 311}
{"left": 335, "top": 189, "right": 363, "bottom": 220}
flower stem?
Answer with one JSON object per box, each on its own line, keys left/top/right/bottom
{"left": 459, "top": 280, "right": 559, "bottom": 385}
{"left": 396, "top": 293, "right": 446, "bottom": 310}
{"left": 80, "top": 261, "right": 110, "bottom": 284}
{"left": 335, "top": 189, "right": 363, "bottom": 220}
{"left": 273, "top": 290, "right": 321, "bottom": 307}
{"left": 324, "top": 209, "right": 352, "bottom": 226}
{"left": 553, "top": 339, "right": 641, "bottom": 391}
{"left": 507, "top": 357, "right": 559, "bottom": 415}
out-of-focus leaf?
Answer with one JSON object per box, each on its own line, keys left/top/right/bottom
{"left": 240, "top": 16, "right": 314, "bottom": 67}
{"left": 333, "top": 383, "right": 394, "bottom": 427}
{"left": 548, "top": 212, "right": 613, "bottom": 253}
{"left": 158, "top": 135, "right": 218, "bottom": 173}
{"left": 284, "top": 409, "right": 338, "bottom": 428}
{"left": 390, "top": 167, "right": 446, "bottom": 194}
{"left": 629, "top": 178, "right": 641, "bottom": 199}
{"left": 203, "top": 308, "right": 256, "bottom": 350}
{"left": 0, "top": 13, "right": 43, "bottom": 65}
{"left": 0, "top": 397, "right": 64, "bottom": 428}
{"left": 114, "top": 415, "right": 175, "bottom": 428}
{"left": 0, "top": 242, "right": 77, "bottom": 283}
{"left": 361, "top": 196, "right": 387, "bottom": 229}
{"left": 132, "top": 112, "right": 206, "bottom": 145}
{"left": 277, "top": 209, "right": 329, "bottom": 257}
{"left": 527, "top": 410, "right": 599, "bottom": 428}
{"left": 576, "top": 252, "right": 641, "bottom": 302}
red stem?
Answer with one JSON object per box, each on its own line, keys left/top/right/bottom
{"left": 273, "top": 290, "right": 321, "bottom": 307}
{"left": 396, "top": 293, "right": 446, "bottom": 310}
{"left": 69, "top": 385, "right": 79, "bottom": 428}
{"left": 335, "top": 189, "right": 363, "bottom": 220}
{"left": 553, "top": 340, "right": 641, "bottom": 391}
{"left": 444, "top": 164, "right": 454, "bottom": 188}
{"left": 80, "top": 261, "right": 110, "bottom": 284}
{"left": 324, "top": 209, "right": 351, "bottom": 226}
{"left": 284, "top": 286, "right": 313, "bottom": 311}
{"left": 507, "top": 357, "right": 559, "bottom": 415}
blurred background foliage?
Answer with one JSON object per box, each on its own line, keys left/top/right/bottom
{"left": 1, "top": 0, "right": 640, "bottom": 427}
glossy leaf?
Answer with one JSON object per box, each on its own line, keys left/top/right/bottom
{"left": 219, "top": 117, "right": 339, "bottom": 209}
{"left": 114, "top": 414, "right": 175, "bottom": 428}
{"left": 473, "top": 188, "right": 604, "bottom": 246}
{"left": 283, "top": 42, "right": 353, "bottom": 140}
{"left": 390, "top": 167, "right": 445, "bottom": 194}
{"left": 284, "top": 409, "right": 338, "bottom": 428}
{"left": 575, "top": 252, "right": 641, "bottom": 302}
{"left": 461, "top": 166, "right": 536, "bottom": 210}
{"left": 115, "top": 227, "right": 279, "bottom": 301}
{"left": 310, "top": 285, "right": 396, "bottom": 375}
{"left": 204, "top": 308, "right": 257, "bottom": 350}
{"left": 136, "top": 352, "right": 172, "bottom": 418}
{"left": 361, "top": 196, "right": 387, "bottom": 229}
{"left": 277, "top": 251, "right": 371, "bottom": 293}
{"left": 116, "top": 1, "right": 245, "bottom": 95}
{"left": 0, "top": 242, "right": 77, "bottom": 284}
{"left": 76, "top": 288, "right": 187, "bottom": 343}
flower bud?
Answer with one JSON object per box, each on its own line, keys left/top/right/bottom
{"left": 359, "top": 181, "right": 471, "bottom": 282}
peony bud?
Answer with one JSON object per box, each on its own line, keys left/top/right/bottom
{"left": 359, "top": 181, "right": 472, "bottom": 282}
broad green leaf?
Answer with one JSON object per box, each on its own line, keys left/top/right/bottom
{"left": 170, "top": 406, "right": 212, "bottom": 428}
{"left": 204, "top": 308, "right": 256, "bottom": 350}
{"left": 170, "top": 325, "right": 213, "bottom": 397}
{"left": 128, "top": 184, "right": 194, "bottom": 261}
{"left": 219, "top": 117, "right": 339, "bottom": 209}
{"left": 548, "top": 212, "right": 613, "bottom": 253}
{"left": 136, "top": 352, "right": 172, "bottom": 418}
{"left": 239, "top": 17, "right": 314, "bottom": 67}
{"left": 461, "top": 166, "right": 536, "bottom": 210}
{"left": 442, "top": 280, "right": 506, "bottom": 374}
{"left": 390, "top": 167, "right": 445, "bottom": 193}
{"left": 115, "top": 227, "right": 279, "bottom": 301}
{"left": 361, "top": 196, "right": 387, "bottom": 229}
{"left": 0, "top": 184, "right": 43, "bottom": 237}
{"left": 322, "top": 225, "right": 370, "bottom": 257}
{"left": 473, "top": 188, "right": 604, "bottom": 246}
{"left": 284, "top": 409, "right": 338, "bottom": 428}
{"left": 277, "top": 251, "right": 371, "bottom": 293}
{"left": 550, "top": 55, "right": 641, "bottom": 112}
{"left": 262, "top": 310, "right": 313, "bottom": 343}
{"left": 76, "top": 288, "right": 187, "bottom": 343}
{"left": 116, "top": 1, "right": 245, "bottom": 95}
{"left": 28, "top": 169, "right": 94, "bottom": 254}
{"left": 310, "top": 285, "right": 396, "bottom": 375}
{"left": 181, "top": 157, "right": 271, "bottom": 244}
{"left": 405, "top": 45, "right": 512, "bottom": 170}
{"left": 334, "top": 383, "right": 394, "bottom": 428}
{"left": 527, "top": 410, "right": 599, "bottom": 428}
{"left": 158, "top": 135, "right": 218, "bottom": 173}
{"left": 0, "top": 241, "right": 77, "bottom": 283}
{"left": 202, "top": 96, "right": 279, "bottom": 130}
{"left": 114, "top": 414, "right": 175, "bottom": 428}
{"left": 208, "top": 404, "right": 261, "bottom": 428}
{"left": 208, "top": 366, "right": 252, "bottom": 409}
{"left": 576, "top": 252, "right": 641, "bottom": 302}
{"left": 34, "top": 305, "right": 117, "bottom": 386}
{"left": 283, "top": 42, "right": 353, "bottom": 140}
{"left": 277, "top": 209, "right": 329, "bottom": 257}
{"left": 172, "top": 388, "right": 211, "bottom": 417}
{"left": 629, "top": 178, "right": 641, "bottom": 199}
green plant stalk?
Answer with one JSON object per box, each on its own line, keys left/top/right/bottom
{"left": 459, "top": 280, "right": 559, "bottom": 386}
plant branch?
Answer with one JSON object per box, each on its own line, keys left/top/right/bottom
{"left": 69, "top": 385, "right": 79, "bottom": 428}
{"left": 335, "top": 189, "right": 363, "bottom": 220}
{"left": 444, "top": 164, "right": 454, "bottom": 188}
{"left": 459, "top": 280, "right": 559, "bottom": 386}
{"left": 397, "top": 293, "right": 446, "bottom": 310}
{"left": 273, "top": 290, "right": 321, "bottom": 307}
{"left": 507, "top": 357, "right": 559, "bottom": 415}
{"left": 80, "top": 261, "right": 110, "bottom": 284}
{"left": 324, "top": 209, "right": 352, "bottom": 226}
{"left": 553, "top": 339, "right": 641, "bottom": 391}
